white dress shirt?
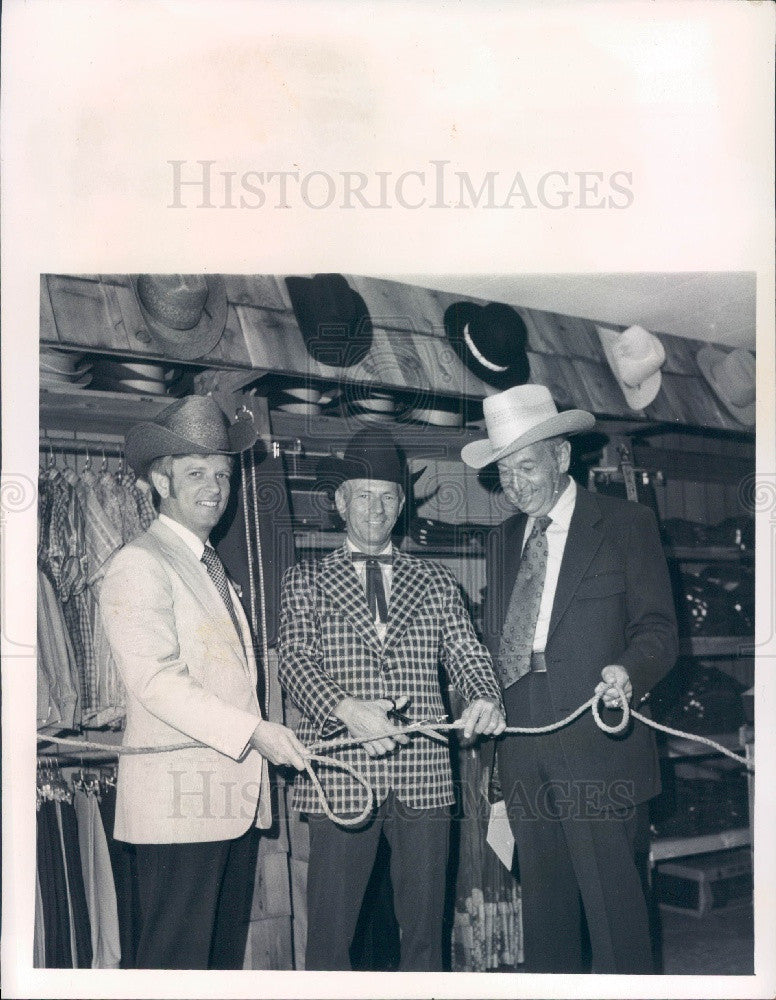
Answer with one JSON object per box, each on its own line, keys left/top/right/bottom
{"left": 346, "top": 537, "right": 393, "bottom": 643}
{"left": 158, "top": 513, "right": 241, "bottom": 605}
{"left": 520, "top": 478, "right": 577, "bottom": 652}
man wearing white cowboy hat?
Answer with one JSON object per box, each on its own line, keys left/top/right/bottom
{"left": 97, "top": 395, "right": 307, "bottom": 969}
{"left": 462, "top": 384, "right": 678, "bottom": 974}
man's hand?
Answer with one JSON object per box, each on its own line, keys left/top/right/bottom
{"left": 459, "top": 697, "right": 507, "bottom": 741}
{"left": 249, "top": 720, "right": 307, "bottom": 770}
{"left": 595, "top": 665, "right": 633, "bottom": 709}
{"left": 334, "top": 695, "right": 411, "bottom": 758}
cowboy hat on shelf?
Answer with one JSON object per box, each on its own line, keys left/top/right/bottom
{"left": 460, "top": 383, "right": 595, "bottom": 469}
{"left": 596, "top": 324, "right": 666, "bottom": 411}
{"left": 131, "top": 274, "right": 228, "bottom": 360}
{"left": 696, "top": 345, "right": 755, "bottom": 427}
{"left": 124, "top": 394, "right": 258, "bottom": 478}
{"left": 443, "top": 300, "right": 531, "bottom": 392}
{"left": 285, "top": 273, "right": 373, "bottom": 370}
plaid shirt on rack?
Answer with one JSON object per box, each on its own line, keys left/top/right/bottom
{"left": 278, "top": 545, "right": 503, "bottom": 816}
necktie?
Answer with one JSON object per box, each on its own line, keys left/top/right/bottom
{"left": 497, "top": 515, "right": 552, "bottom": 689}
{"left": 351, "top": 552, "right": 391, "bottom": 624}
{"left": 201, "top": 545, "right": 244, "bottom": 645}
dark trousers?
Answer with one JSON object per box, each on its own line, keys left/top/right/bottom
{"left": 498, "top": 674, "right": 653, "bottom": 974}
{"left": 305, "top": 792, "right": 450, "bottom": 971}
{"left": 132, "top": 827, "right": 258, "bottom": 969}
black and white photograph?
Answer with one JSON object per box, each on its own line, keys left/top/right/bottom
{"left": 2, "top": 3, "right": 774, "bottom": 999}
{"left": 31, "top": 269, "right": 758, "bottom": 977}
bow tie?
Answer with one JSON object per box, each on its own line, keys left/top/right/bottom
{"left": 351, "top": 552, "right": 392, "bottom": 565}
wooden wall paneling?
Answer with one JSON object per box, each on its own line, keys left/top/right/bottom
{"left": 224, "top": 274, "right": 292, "bottom": 311}
{"left": 550, "top": 312, "right": 607, "bottom": 362}
{"left": 287, "top": 807, "right": 310, "bottom": 864}
{"left": 348, "top": 275, "right": 488, "bottom": 338}
{"left": 575, "top": 357, "right": 630, "bottom": 415}
{"left": 646, "top": 372, "right": 698, "bottom": 426}
{"left": 200, "top": 302, "right": 252, "bottom": 367}
{"left": 39, "top": 276, "right": 58, "bottom": 342}
{"left": 523, "top": 309, "right": 604, "bottom": 362}
{"left": 243, "top": 916, "right": 293, "bottom": 970}
{"left": 526, "top": 352, "right": 574, "bottom": 409}
{"left": 289, "top": 858, "right": 308, "bottom": 970}
{"left": 237, "top": 304, "right": 324, "bottom": 380}
{"left": 250, "top": 849, "right": 293, "bottom": 920}
{"left": 410, "top": 333, "right": 478, "bottom": 396}
{"left": 46, "top": 276, "right": 133, "bottom": 352}
{"left": 338, "top": 325, "right": 398, "bottom": 388}
{"left": 359, "top": 325, "right": 422, "bottom": 388}
{"left": 557, "top": 357, "right": 614, "bottom": 415}
{"left": 383, "top": 330, "right": 433, "bottom": 399}
{"left": 659, "top": 332, "right": 699, "bottom": 376}
{"left": 349, "top": 276, "right": 443, "bottom": 336}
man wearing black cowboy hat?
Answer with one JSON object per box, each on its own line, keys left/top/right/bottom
{"left": 97, "top": 395, "right": 307, "bottom": 969}
{"left": 278, "top": 427, "right": 505, "bottom": 971}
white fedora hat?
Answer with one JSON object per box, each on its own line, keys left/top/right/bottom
{"left": 460, "top": 384, "right": 595, "bottom": 469}
{"left": 597, "top": 324, "right": 666, "bottom": 410}
{"left": 696, "top": 346, "right": 755, "bottom": 426}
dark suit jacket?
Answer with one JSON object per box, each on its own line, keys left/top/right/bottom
{"left": 483, "top": 485, "right": 678, "bottom": 807}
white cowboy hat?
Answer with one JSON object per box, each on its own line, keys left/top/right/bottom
{"left": 597, "top": 324, "right": 666, "bottom": 410}
{"left": 696, "top": 346, "right": 755, "bottom": 426}
{"left": 460, "top": 384, "right": 595, "bottom": 469}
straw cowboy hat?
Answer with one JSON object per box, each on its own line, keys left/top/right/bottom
{"left": 131, "top": 274, "right": 228, "bottom": 360}
{"left": 443, "top": 301, "right": 531, "bottom": 391}
{"left": 125, "top": 395, "right": 258, "bottom": 477}
{"left": 597, "top": 324, "right": 666, "bottom": 410}
{"left": 696, "top": 346, "right": 756, "bottom": 427}
{"left": 460, "top": 384, "right": 595, "bottom": 469}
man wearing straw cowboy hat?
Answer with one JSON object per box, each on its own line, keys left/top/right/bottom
{"left": 278, "top": 426, "right": 505, "bottom": 971}
{"left": 462, "top": 384, "right": 678, "bottom": 974}
{"left": 97, "top": 395, "right": 306, "bottom": 969}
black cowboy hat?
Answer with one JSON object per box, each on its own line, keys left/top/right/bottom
{"left": 285, "top": 273, "right": 373, "bottom": 369}
{"left": 316, "top": 426, "right": 425, "bottom": 494}
{"left": 125, "top": 395, "right": 258, "bottom": 477}
{"left": 443, "top": 300, "right": 530, "bottom": 391}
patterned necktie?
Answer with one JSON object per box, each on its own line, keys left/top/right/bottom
{"left": 201, "top": 545, "right": 243, "bottom": 644}
{"left": 497, "top": 515, "right": 552, "bottom": 689}
{"left": 351, "top": 552, "right": 391, "bottom": 624}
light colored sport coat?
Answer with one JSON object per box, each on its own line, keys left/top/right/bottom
{"left": 97, "top": 518, "right": 270, "bottom": 844}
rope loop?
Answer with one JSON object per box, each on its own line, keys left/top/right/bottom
{"left": 590, "top": 683, "right": 631, "bottom": 735}
{"left": 37, "top": 682, "right": 753, "bottom": 826}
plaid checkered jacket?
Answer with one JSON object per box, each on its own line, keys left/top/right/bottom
{"left": 278, "top": 545, "right": 503, "bottom": 815}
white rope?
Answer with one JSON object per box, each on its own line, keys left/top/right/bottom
{"left": 37, "top": 685, "right": 753, "bottom": 826}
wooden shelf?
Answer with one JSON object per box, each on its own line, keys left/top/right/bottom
{"left": 649, "top": 826, "right": 750, "bottom": 867}
{"left": 665, "top": 546, "right": 753, "bottom": 563}
{"left": 661, "top": 731, "right": 743, "bottom": 759}
{"left": 679, "top": 636, "right": 753, "bottom": 658}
